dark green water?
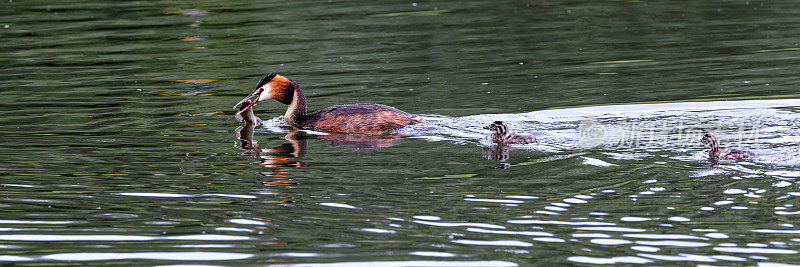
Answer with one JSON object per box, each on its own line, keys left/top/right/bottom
{"left": 2, "top": 0, "right": 800, "bottom": 265}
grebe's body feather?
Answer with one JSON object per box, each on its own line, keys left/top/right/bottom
{"left": 302, "top": 104, "right": 421, "bottom": 133}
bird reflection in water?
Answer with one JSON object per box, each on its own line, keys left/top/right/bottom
{"left": 483, "top": 145, "right": 512, "bottom": 169}
{"left": 235, "top": 99, "right": 405, "bottom": 181}
{"left": 235, "top": 100, "right": 304, "bottom": 186}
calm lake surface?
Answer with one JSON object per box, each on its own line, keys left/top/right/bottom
{"left": 2, "top": 0, "right": 800, "bottom": 265}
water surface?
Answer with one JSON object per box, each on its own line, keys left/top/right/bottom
{"left": 2, "top": 0, "right": 800, "bottom": 265}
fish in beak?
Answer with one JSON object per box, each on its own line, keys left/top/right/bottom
{"left": 234, "top": 72, "right": 277, "bottom": 117}
{"left": 234, "top": 88, "right": 262, "bottom": 117}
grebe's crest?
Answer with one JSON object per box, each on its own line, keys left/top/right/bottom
{"left": 254, "top": 72, "right": 277, "bottom": 92}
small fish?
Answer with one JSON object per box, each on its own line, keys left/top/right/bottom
{"left": 236, "top": 99, "right": 261, "bottom": 125}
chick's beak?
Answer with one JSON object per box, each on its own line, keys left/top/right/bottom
{"left": 483, "top": 125, "right": 492, "bottom": 130}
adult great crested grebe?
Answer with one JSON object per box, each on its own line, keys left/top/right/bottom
{"left": 235, "top": 73, "right": 424, "bottom": 134}
{"left": 701, "top": 133, "right": 754, "bottom": 160}
{"left": 484, "top": 121, "right": 536, "bottom": 145}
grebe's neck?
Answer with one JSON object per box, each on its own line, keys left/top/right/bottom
{"left": 494, "top": 124, "right": 509, "bottom": 137}
{"left": 707, "top": 136, "right": 719, "bottom": 158}
{"left": 284, "top": 83, "right": 307, "bottom": 125}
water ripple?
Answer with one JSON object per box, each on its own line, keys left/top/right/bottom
{"left": 465, "top": 228, "right": 552, "bottom": 237}
{"left": 270, "top": 260, "right": 518, "bottom": 267}
{"left": 452, "top": 239, "right": 533, "bottom": 247}
{"left": 622, "top": 234, "right": 704, "bottom": 240}
{"left": 568, "top": 256, "right": 652, "bottom": 264}
{"left": 320, "top": 203, "right": 359, "bottom": 209}
{"left": 0, "top": 220, "right": 83, "bottom": 225}
{"left": 752, "top": 229, "right": 800, "bottom": 234}
{"left": 574, "top": 227, "right": 646, "bottom": 232}
{"left": 408, "top": 251, "right": 457, "bottom": 257}
{"left": 507, "top": 220, "right": 615, "bottom": 226}
{"left": 0, "top": 234, "right": 249, "bottom": 241}
{"left": 590, "top": 239, "right": 632, "bottom": 245}
{"left": 39, "top": 252, "right": 253, "bottom": 261}
{"left": 635, "top": 241, "right": 710, "bottom": 247}
{"left": 464, "top": 198, "right": 524, "bottom": 204}
{"left": 637, "top": 253, "right": 716, "bottom": 262}
{"left": 414, "top": 221, "right": 505, "bottom": 229}
{"left": 713, "top": 247, "right": 798, "bottom": 254}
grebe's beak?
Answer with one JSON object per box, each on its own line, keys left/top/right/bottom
{"left": 235, "top": 88, "right": 262, "bottom": 107}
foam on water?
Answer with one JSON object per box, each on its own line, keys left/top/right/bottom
{"left": 258, "top": 99, "right": 800, "bottom": 167}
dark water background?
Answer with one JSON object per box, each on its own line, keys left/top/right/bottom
{"left": 2, "top": 0, "right": 800, "bottom": 265}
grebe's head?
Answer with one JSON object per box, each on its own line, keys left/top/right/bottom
{"left": 701, "top": 133, "right": 716, "bottom": 146}
{"left": 234, "top": 73, "right": 297, "bottom": 111}
{"left": 484, "top": 121, "right": 508, "bottom": 134}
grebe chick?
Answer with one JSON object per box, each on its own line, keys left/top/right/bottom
{"left": 235, "top": 73, "right": 424, "bottom": 134}
{"left": 701, "top": 133, "right": 754, "bottom": 160}
{"left": 484, "top": 121, "right": 536, "bottom": 145}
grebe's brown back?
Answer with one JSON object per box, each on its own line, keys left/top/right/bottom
{"left": 701, "top": 133, "right": 754, "bottom": 160}
{"left": 235, "top": 73, "right": 423, "bottom": 134}
{"left": 484, "top": 121, "right": 536, "bottom": 145}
